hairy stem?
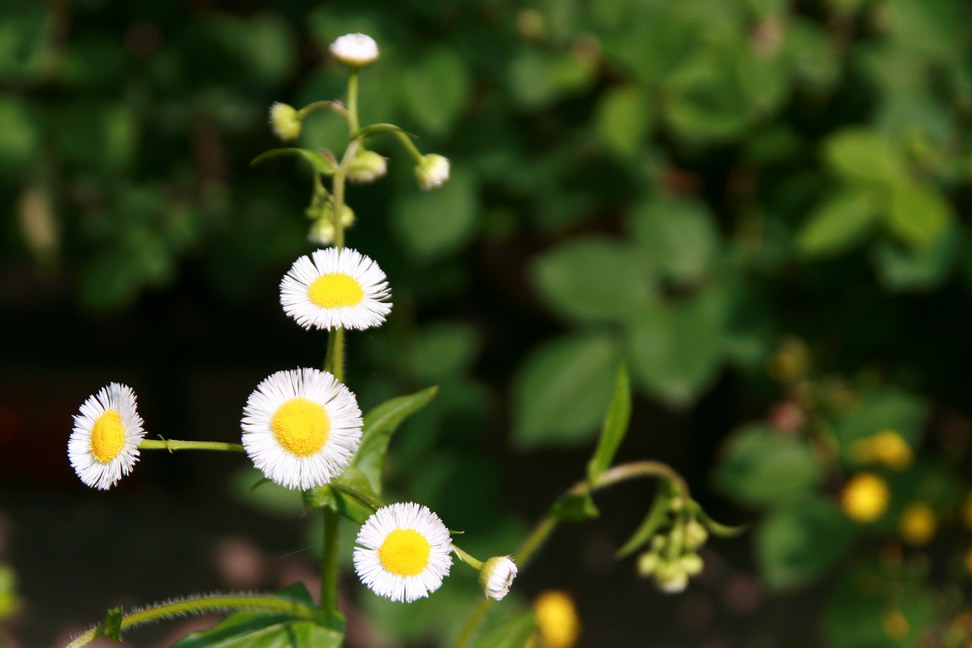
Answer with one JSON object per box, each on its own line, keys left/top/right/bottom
{"left": 65, "top": 594, "right": 318, "bottom": 648}
{"left": 139, "top": 439, "right": 245, "bottom": 453}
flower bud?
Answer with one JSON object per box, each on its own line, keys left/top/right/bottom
{"left": 654, "top": 564, "right": 688, "bottom": 594}
{"left": 329, "top": 33, "right": 379, "bottom": 67}
{"left": 637, "top": 551, "right": 659, "bottom": 577}
{"left": 269, "top": 102, "right": 301, "bottom": 142}
{"left": 680, "top": 553, "right": 703, "bottom": 576}
{"left": 479, "top": 556, "right": 517, "bottom": 600}
{"left": 308, "top": 219, "right": 335, "bottom": 246}
{"left": 348, "top": 149, "right": 387, "bottom": 184}
{"left": 684, "top": 521, "right": 708, "bottom": 550}
{"left": 414, "top": 154, "right": 450, "bottom": 190}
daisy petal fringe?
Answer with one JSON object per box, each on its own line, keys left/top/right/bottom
{"left": 353, "top": 502, "right": 453, "bottom": 603}
{"left": 68, "top": 383, "right": 146, "bottom": 490}
{"left": 280, "top": 247, "right": 391, "bottom": 331}
{"left": 242, "top": 368, "right": 362, "bottom": 490}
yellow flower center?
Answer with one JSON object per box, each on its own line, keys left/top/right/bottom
{"left": 271, "top": 398, "right": 329, "bottom": 457}
{"left": 90, "top": 409, "right": 126, "bottom": 463}
{"left": 307, "top": 273, "right": 364, "bottom": 309}
{"left": 379, "top": 529, "right": 431, "bottom": 576}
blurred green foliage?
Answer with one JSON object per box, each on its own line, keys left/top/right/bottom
{"left": 5, "top": 0, "right": 972, "bottom": 645}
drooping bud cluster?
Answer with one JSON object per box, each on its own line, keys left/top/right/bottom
{"left": 636, "top": 517, "right": 707, "bottom": 594}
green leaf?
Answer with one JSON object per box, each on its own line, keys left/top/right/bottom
{"left": 796, "top": 188, "right": 879, "bottom": 258}
{"left": 551, "top": 492, "right": 600, "bottom": 522}
{"left": 587, "top": 364, "right": 632, "bottom": 483}
{"left": 469, "top": 610, "right": 537, "bottom": 648}
{"left": 626, "top": 287, "right": 726, "bottom": 407}
{"left": 595, "top": 85, "right": 652, "bottom": 157}
{"left": 824, "top": 129, "right": 906, "bottom": 184}
{"left": 531, "top": 237, "right": 653, "bottom": 323}
{"left": 872, "top": 225, "right": 958, "bottom": 292}
{"left": 393, "top": 170, "right": 477, "bottom": 259}
{"left": 303, "top": 466, "right": 383, "bottom": 524}
{"left": 353, "top": 387, "right": 439, "bottom": 494}
{"left": 756, "top": 496, "right": 855, "bottom": 590}
{"left": 714, "top": 424, "right": 822, "bottom": 507}
{"left": 885, "top": 180, "right": 952, "bottom": 249}
{"left": 630, "top": 196, "right": 718, "bottom": 283}
{"left": 513, "top": 332, "right": 621, "bottom": 448}
{"left": 171, "top": 584, "right": 340, "bottom": 648}
{"left": 508, "top": 48, "right": 596, "bottom": 108}
{"left": 104, "top": 607, "right": 123, "bottom": 642}
{"left": 250, "top": 148, "right": 336, "bottom": 175}
{"left": 0, "top": 98, "right": 37, "bottom": 175}
{"left": 408, "top": 322, "right": 480, "bottom": 380}
{"left": 615, "top": 481, "right": 672, "bottom": 558}
{"left": 833, "top": 386, "right": 929, "bottom": 462}
{"left": 402, "top": 48, "right": 470, "bottom": 135}
{"left": 824, "top": 560, "right": 937, "bottom": 648}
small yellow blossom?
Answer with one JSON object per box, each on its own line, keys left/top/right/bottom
{"left": 840, "top": 473, "right": 889, "bottom": 523}
{"left": 899, "top": 502, "right": 936, "bottom": 546}
{"left": 534, "top": 590, "right": 581, "bottom": 648}
{"left": 850, "top": 430, "right": 912, "bottom": 470}
{"left": 882, "top": 611, "right": 909, "bottom": 640}
{"left": 962, "top": 493, "right": 972, "bottom": 532}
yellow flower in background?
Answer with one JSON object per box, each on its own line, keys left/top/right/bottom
{"left": 840, "top": 473, "right": 890, "bottom": 523}
{"left": 962, "top": 493, "right": 972, "bottom": 532}
{"left": 899, "top": 502, "right": 936, "bottom": 546}
{"left": 850, "top": 429, "right": 912, "bottom": 470}
{"left": 882, "top": 611, "right": 909, "bottom": 640}
{"left": 534, "top": 590, "right": 581, "bottom": 648}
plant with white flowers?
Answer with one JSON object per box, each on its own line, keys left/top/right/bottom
{"left": 64, "top": 33, "right": 740, "bottom": 648}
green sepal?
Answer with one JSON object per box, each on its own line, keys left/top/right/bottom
{"left": 353, "top": 123, "right": 418, "bottom": 142}
{"left": 171, "top": 584, "right": 340, "bottom": 648}
{"left": 303, "top": 466, "right": 385, "bottom": 524}
{"left": 587, "top": 363, "right": 632, "bottom": 484}
{"left": 250, "top": 148, "right": 336, "bottom": 175}
{"left": 686, "top": 500, "right": 747, "bottom": 538}
{"left": 352, "top": 386, "right": 438, "bottom": 495}
{"left": 551, "top": 492, "right": 600, "bottom": 522}
{"left": 615, "top": 482, "right": 671, "bottom": 558}
{"left": 104, "top": 606, "right": 124, "bottom": 642}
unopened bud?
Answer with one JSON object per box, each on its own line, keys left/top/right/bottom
{"left": 684, "top": 521, "right": 708, "bottom": 550}
{"left": 348, "top": 149, "right": 387, "bottom": 184}
{"left": 680, "top": 553, "right": 703, "bottom": 576}
{"left": 654, "top": 564, "right": 688, "bottom": 594}
{"left": 479, "top": 556, "right": 517, "bottom": 601}
{"left": 269, "top": 102, "right": 301, "bottom": 141}
{"left": 637, "top": 552, "right": 659, "bottom": 576}
{"left": 308, "top": 219, "right": 335, "bottom": 246}
{"left": 415, "top": 154, "right": 450, "bottom": 190}
{"left": 330, "top": 33, "right": 379, "bottom": 67}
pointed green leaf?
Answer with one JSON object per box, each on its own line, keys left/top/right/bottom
{"left": 824, "top": 129, "right": 905, "bottom": 184}
{"left": 303, "top": 466, "right": 384, "bottom": 524}
{"left": 353, "top": 387, "right": 439, "bottom": 494}
{"left": 104, "top": 606, "right": 124, "bottom": 641}
{"left": 885, "top": 180, "right": 952, "bottom": 249}
{"left": 587, "top": 364, "right": 632, "bottom": 483}
{"left": 797, "top": 188, "right": 879, "bottom": 258}
{"left": 171, "top": 585, "right": 337, "bottom": 648}
{"left": 250, "top": 148, "right": 336, "bottom": 175}
{"left": 615, "top": 480, "right": 672, "bottom": 558}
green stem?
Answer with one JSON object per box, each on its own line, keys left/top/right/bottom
{"left": 64, "top": 594, "right": 318, "bottom": 648}
{"left": 449, "top": 461, "right": 690, "bottom": 648}
{"left": 393, "top": 130, "right": 425, "bottom": 164}
{"left": 347, "top": 70, "right": 360, "bottom": 133}
{"left": 321, "top": 508, "right": 341, "bottom": 615}
{"left": 138, "top": 439, "right": 245, "bottom": 452}
{"left": 452, "top": 545, "right": 484, "bottom": 570}
{"left": 298, "top": 100, "right": 352, "bottom": 126}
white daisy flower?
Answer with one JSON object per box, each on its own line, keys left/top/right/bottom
{"left": 414, "top": 154, "right": 450, "bottom": 190}
{"left": 330, "top": 33, "right": 380, "bottom": 67}
{"left": 280, "top": 247, "right": 391, "bottom": 331}
{"left": 241, "top": 368, "right": 362, "bottom": 490}
{"left": 479, "top": 555, "right": 517, "bottom": 600}
{"left": 354, "top": 502, "right": 453, "bottom": 603}
{"left": 69, "top": 383, "right": 146, "bottom": 490}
